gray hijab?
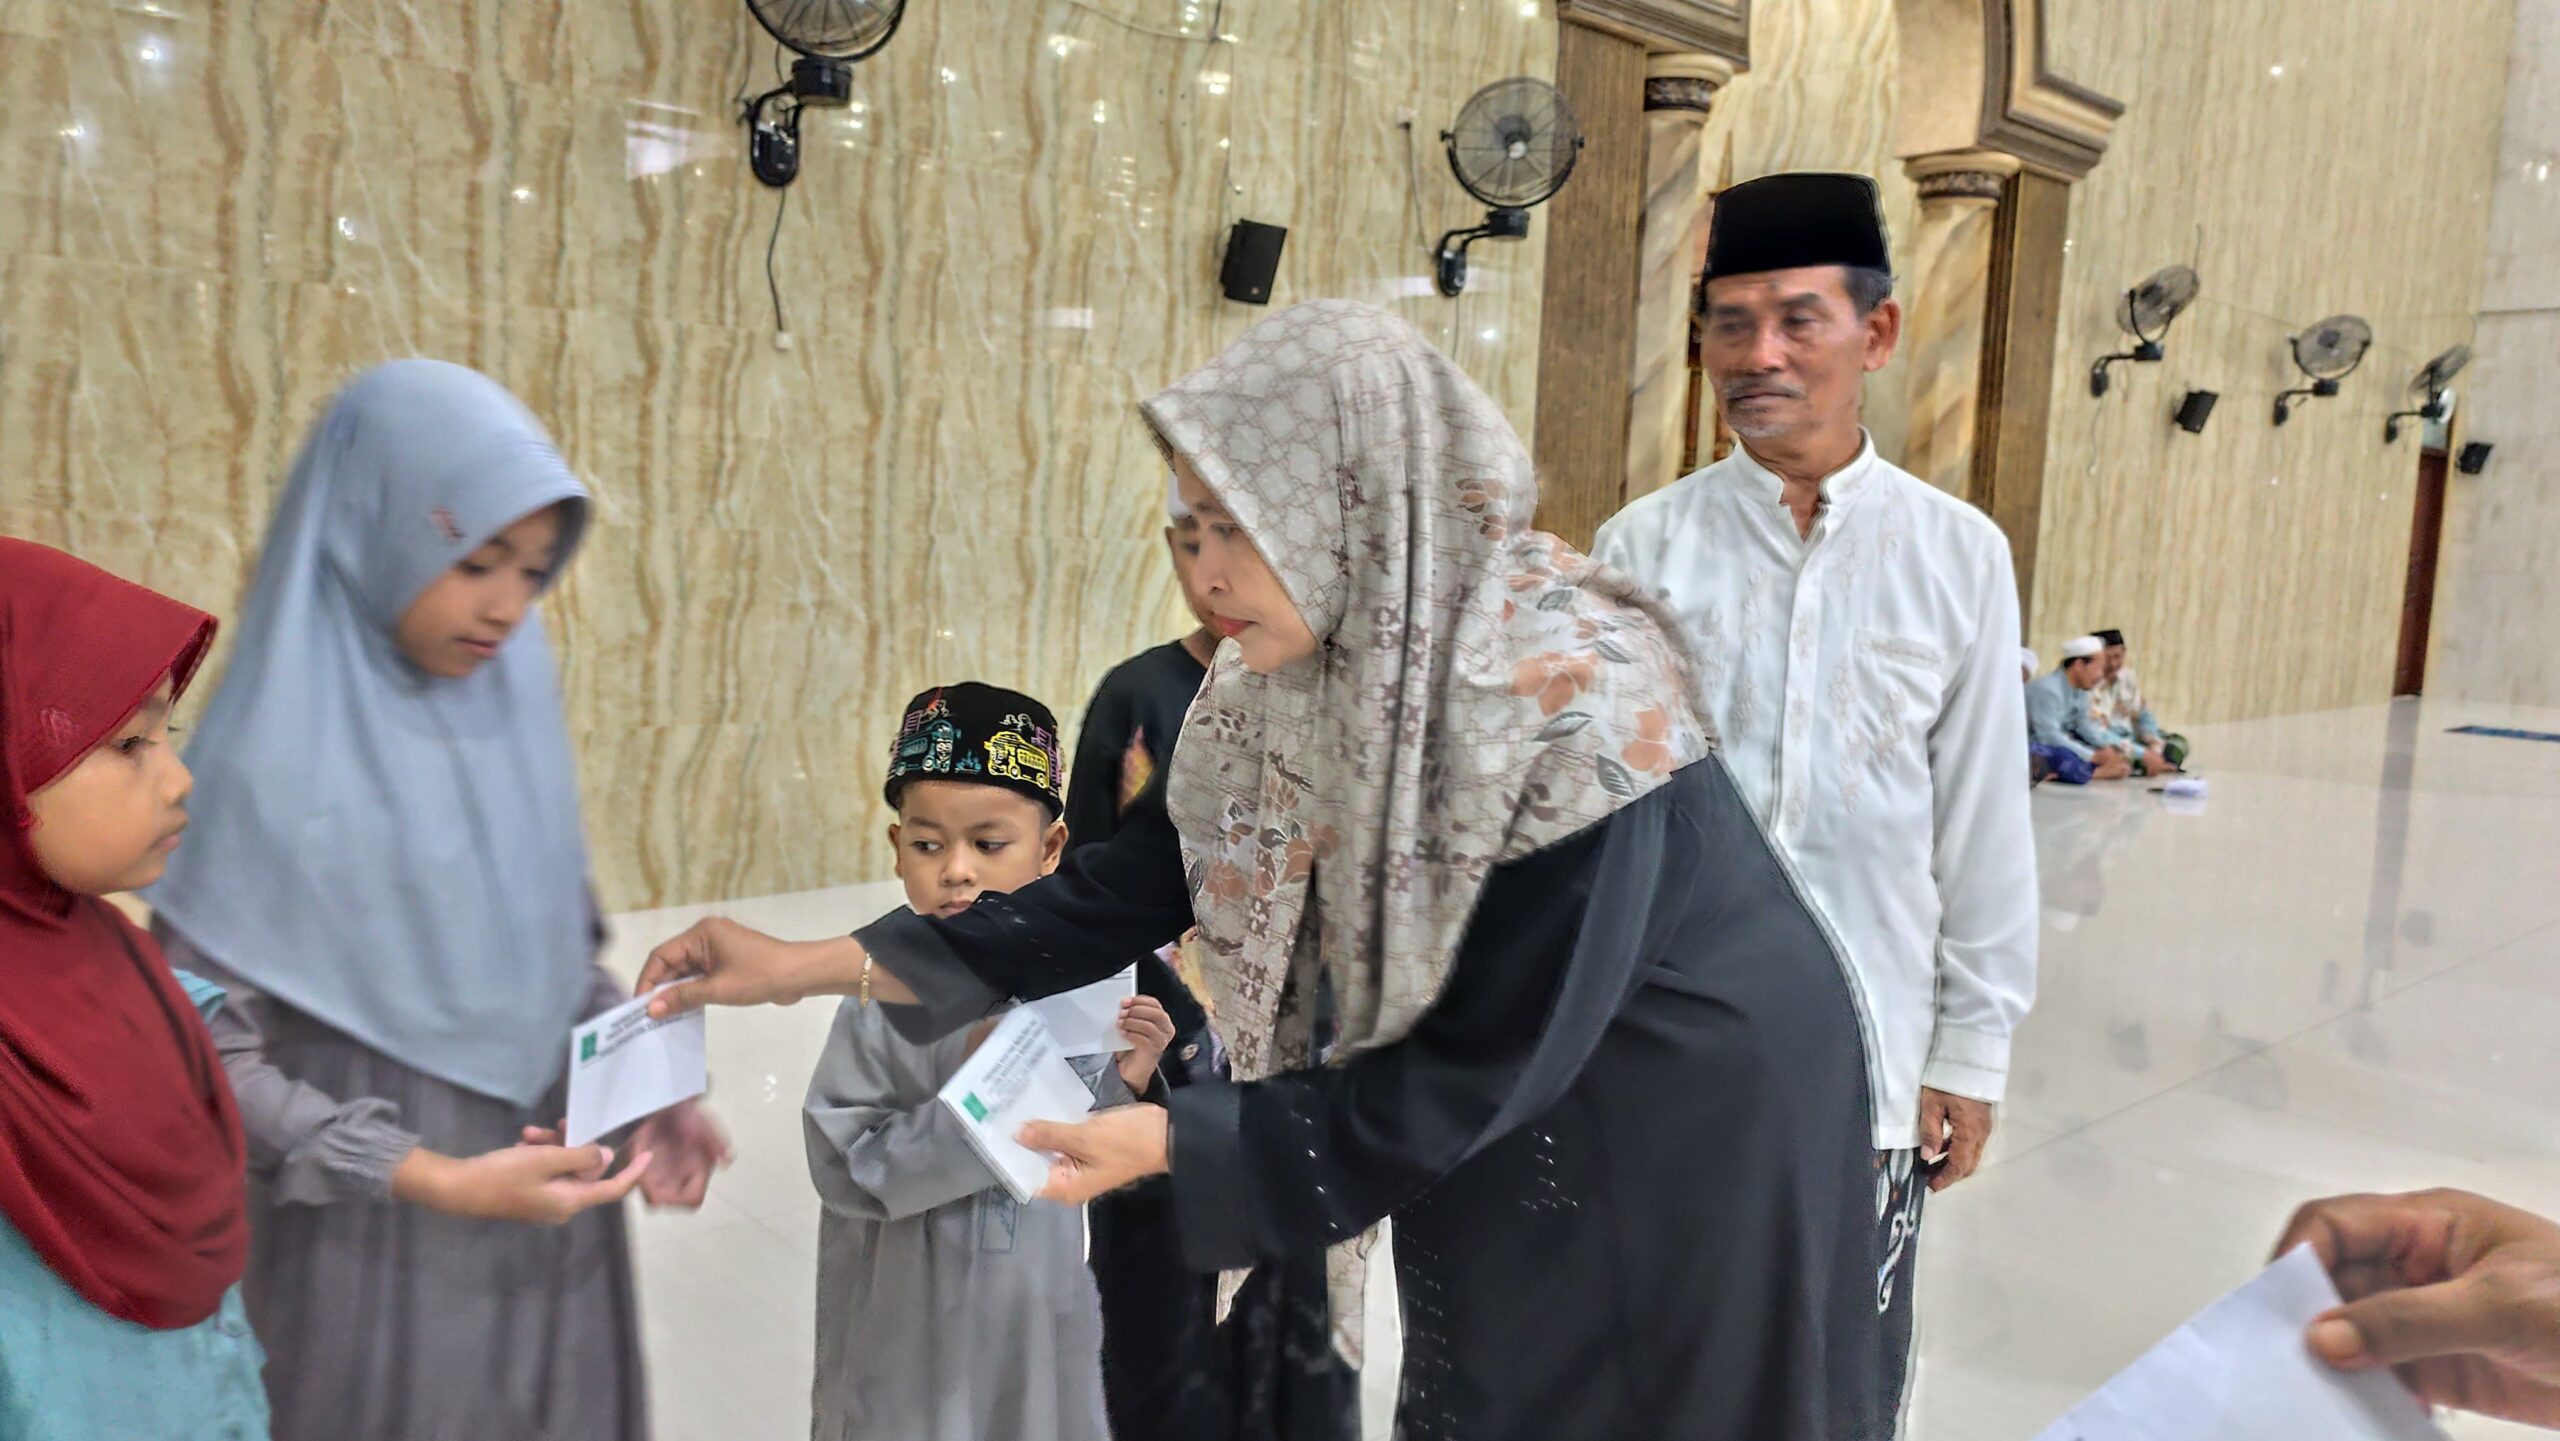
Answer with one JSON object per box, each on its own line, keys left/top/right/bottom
{"left": 147, "top": 360, "right": 595, "bottom": 1107}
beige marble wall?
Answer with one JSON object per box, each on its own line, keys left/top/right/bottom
{"left": 2428, "top": 0, "right": 2560, "bottom": 710}
{"left": 1682, "top": 0, "right": 2510, "bottom": 724}
{"left": 2025, "top": 0, "right": 2513, "bottom": 724}
{"left": 0, "top": 0, "right": 1555, "bottom": 907}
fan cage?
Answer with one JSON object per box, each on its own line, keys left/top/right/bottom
{"left": 2412, "top": 344, "right": 2472, "bottom": 397}
{"left": 2291, "top": 317, "right": 2374, "bottom": 380}
{"left": 748, "top": 0, "right": 906, "bottom": 61}
{"left": 1444, "top": 79, "right": 1583, "bottom": 210}
{"left": 2115, "top": 267, "right": 2199, "bottom": 342}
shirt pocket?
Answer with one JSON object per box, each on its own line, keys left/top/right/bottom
{"left": 1837, "top": 630, "right": 1948, "bottom": 789}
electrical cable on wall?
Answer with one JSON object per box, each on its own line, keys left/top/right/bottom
{"left": 1399, "top": 118, "right": 1433, "bottom": 250}
{"left": 736, "top": 33, "right": 799, "bottom": 346}
{"left": 736, "top": 0, "right": 907, "bottom": 351}
{"left": 766, "top": 185, "right": 793, "bottom": 343}
{"left": 1061, "top": 0, "right": 1225, "bottom": 44}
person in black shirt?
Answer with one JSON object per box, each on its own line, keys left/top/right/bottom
{"left": 1064, "top": 476, "right": 1218, "bottom": 850}
{"left": 1064, "top": 476, "right": 1251, "bottom": 1441}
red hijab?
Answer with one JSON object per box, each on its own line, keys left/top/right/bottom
{"left": 0, "top": 538, "right": 247, "bottom": 1329}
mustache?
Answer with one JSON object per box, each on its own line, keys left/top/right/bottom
{"left": 1720, "top": 376, "right": 1806, "bottom": 402}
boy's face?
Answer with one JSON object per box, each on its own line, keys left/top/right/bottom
{"left": 26, "top": 679, "right": 195, "bottom": 895}
{"left": 395, "top": 503, "right": 566, "bottom": 680}
{"left": 888, "top": 780, "right": 1066, "bottom": 917}
{"left": 1164, "top": 516, "right": 1219, "bottom": 632}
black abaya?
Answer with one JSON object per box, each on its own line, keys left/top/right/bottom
{"left": 857, "top": 757, "right": 1895, "bottom": 1441}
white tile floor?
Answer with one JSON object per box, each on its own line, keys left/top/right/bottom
{"left": 599, "top": 698, "right": 2560, "bottom": 1440}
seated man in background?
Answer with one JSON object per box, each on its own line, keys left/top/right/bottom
{"left": 2023, "top": 647, "right": 2091, "bottom": 786}
{"left": 2023, "top": 647, "right": 2061, "bottom": 786}
{"left": 2028, "top": 637, "right": 2131, "bottom": 780}
{"left": 2090, "top": 627, "right": 2186, "bottom": 774}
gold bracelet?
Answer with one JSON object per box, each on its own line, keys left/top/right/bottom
{"left": 858, "top": 953, "right": 874, "bottom": 1009}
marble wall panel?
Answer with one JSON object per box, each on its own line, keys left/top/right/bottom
{"left": 2430, "top": 0, "right": 2560, "bottom": 710}
{"left": 1673, "top": 0, "right": 2509, "bottom": 724}
{"left": 2020, "top": 0, "right": 2513, "bottom": 724}
{"left": 0, "top": 0, "right": 1556, "bottom": 907}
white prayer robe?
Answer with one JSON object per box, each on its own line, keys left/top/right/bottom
{"left": 1593, "top": 437, "right": 2038, "bottom": 1148}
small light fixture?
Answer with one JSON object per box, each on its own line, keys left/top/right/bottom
{"left": 2457, "top": 441, "right": 2494, "bottom": 475}
{"left": 2173, "top": 389, "right": 2218, "bottom": 434}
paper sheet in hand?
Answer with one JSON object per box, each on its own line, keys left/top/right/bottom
{"left": 936, "top": 1008, "right": 1095, "bottom": 1203}
{"left": 1025, "top": 966, "right": 1138, "bottom": 1057}
{"left": 563, "top": 984, "right": 707, "bottom": 1147}
{"left": 2030, "top": 1246, "right": 2447, "bottom": 1441}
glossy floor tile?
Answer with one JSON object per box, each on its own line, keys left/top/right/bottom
{"left": 602, "top": 698, "right": 2560, "bottom": 1439}
{"left": 1907, "top": 697, "right": 2560, "bottom": 1441}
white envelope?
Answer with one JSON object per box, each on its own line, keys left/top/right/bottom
{"left": 2031, "top": 1245, "right": 2447, "bottom": 1441}
{"left": 563, "top": 984, "right": 708, "bottom": 1148}
{"left": 1024, "top": 966, "right": 1139, "bottom": 1058}
{"left": 936, "top": 1008, "right": 1096, "bottom": 1203}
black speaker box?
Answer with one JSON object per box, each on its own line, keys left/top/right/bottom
{"left": 1220, "top": 220, "right": 1287, "bottom": 305}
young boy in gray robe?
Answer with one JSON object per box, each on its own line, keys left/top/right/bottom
{"left": 805, "top": 683, "right": 1175, "bottom": 1441}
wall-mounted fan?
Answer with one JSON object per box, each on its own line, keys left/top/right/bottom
{"left": 2088, "top": 266, "right": 2200, "bottom": 397}
{"left": 2384, "top": 343, "right": 2472, "bottom": 443}
{"left": 1434, "top": 78, "right": 1584, "bottom": 298}
{"left": 740, "top": 0, "right": 907, "bottom": 188}
{"left": 2272, "top": 314, "right": 2373, "bottom": 425}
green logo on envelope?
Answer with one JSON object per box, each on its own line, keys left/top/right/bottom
{"left": 962, "top": 1094, "right": 989, "bottom": 1122}
{"left": 579, "top": 1034, "right": 597, "bottom": 1062}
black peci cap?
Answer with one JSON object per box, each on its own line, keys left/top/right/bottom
{"left": 1702, "top": 171, "right": 1894, "bottom": 289}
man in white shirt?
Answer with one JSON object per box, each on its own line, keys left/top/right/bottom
{"left": 1593, "top": 171, "right": 2038, "bottom": 1399}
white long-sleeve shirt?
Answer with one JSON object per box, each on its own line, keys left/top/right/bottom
{"left": 1593, "top": 437, "right": 2037, "bottom": 1150}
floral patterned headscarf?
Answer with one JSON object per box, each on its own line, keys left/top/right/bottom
{"left": 1143, "top": 300, "right": 1713, "bottom": 1357}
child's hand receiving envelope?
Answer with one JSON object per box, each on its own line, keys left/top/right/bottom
{"left": 1115, "top": 995, "right": 1177, "bottom": 1092}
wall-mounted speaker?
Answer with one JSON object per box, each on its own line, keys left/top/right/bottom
{"left": 2173, "top": 389, "right": 2218, "bottom": 435}
{"left": 2456, "top": 440, "right": 2494, "bottom": 475}
{"left": 1219, "top": 220, "right": 1287, "bottom": 305}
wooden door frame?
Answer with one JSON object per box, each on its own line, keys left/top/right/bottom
{"left": 2394, "top": 446, "right": 2450, "bottom": 695}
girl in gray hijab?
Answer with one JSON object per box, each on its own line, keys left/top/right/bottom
{"left": 148, "top": 360, "right": 731, "bottom": 1441}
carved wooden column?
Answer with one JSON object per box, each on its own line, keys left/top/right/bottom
{"left": 1538, "top": 0, "right": 1751, "bottom": 549}
{"left": 1624, "top": 53, "right": 1733, "bottom": 503}
{"left": 1533, "top": 21, "right": 1652, "bottom": 551}
{"left": 1899, "top": 149, "right": 2023, "bottom": 498}
{"left": 1890, "top": 0, "right": 2123, "bottom": 610}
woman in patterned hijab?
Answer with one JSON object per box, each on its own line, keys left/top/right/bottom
{"left": 1147, "top": 298, "right": 1708, "bottom": 1087}
{"left": 644, "top": 301, "right": 1901, "bottom": 1441}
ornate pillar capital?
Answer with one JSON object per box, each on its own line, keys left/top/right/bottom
{"left": 1904, "top": 149, "right": 2025, "bottom": 204}
{"left": 1643, "top": 52, "right": 1736, "bottom": 113}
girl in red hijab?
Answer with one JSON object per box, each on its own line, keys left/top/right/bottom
{"left": 3, "top": 538, "right": 661, "bottom": 1441}
{"left": 0, "top": 538, "right": 267, "bottom": 1438}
